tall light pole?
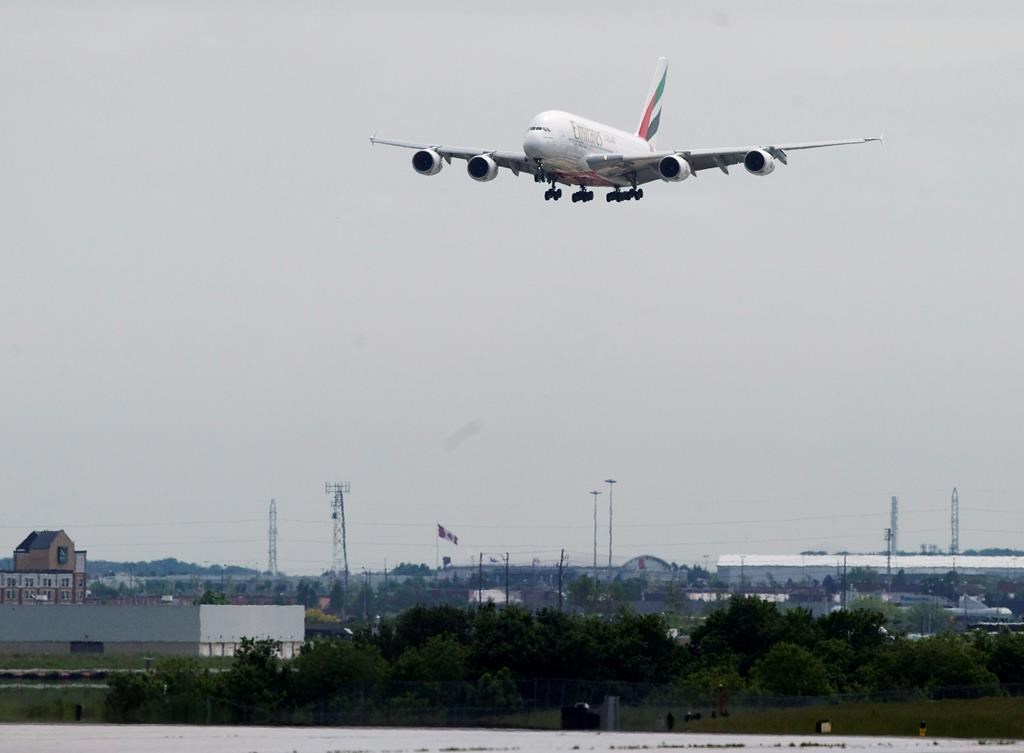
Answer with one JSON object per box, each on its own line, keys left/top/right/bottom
{"left": 605, "top": 479, "right": 617, "bottom": 569}
{"left": 589, "top": 490, "right": 602, "bottom": 568}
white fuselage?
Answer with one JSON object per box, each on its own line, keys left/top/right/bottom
{"left": 522, "top": 110, "right": 653, "bottom": 187}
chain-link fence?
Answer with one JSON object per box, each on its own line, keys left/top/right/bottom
{"left": 2, "top": 678, "right": 1022, "bottom": 727}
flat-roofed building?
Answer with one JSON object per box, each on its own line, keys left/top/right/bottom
{"left": 0, "top": 604, "right": 304, "bottom": 657}
{"left": 716, "top": 553, "right": 1024, "bottom": 587}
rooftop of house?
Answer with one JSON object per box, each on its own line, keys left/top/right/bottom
{"left": 14, "top": 531, "right": 64, "bottom": 553}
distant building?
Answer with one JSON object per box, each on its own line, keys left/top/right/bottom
{"left": 0, "top": 604, "right": 304, "bottom": 657}
{"left": 0, "top": 530, "right": 87, "bottom": 605}
{"left": 716, "top": 553, "right": 1024, "bottom": 587}
{"left": 620, "top": 555, "right": 675, "bottom": 582}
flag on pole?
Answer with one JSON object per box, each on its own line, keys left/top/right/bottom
{"left": 438, "top": 524, "right": 459, "bottom": 545}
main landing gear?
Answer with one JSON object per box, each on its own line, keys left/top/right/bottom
{"left": 606, "top": 187, "right": 644, "bottom": 202}
{"left": 571, "top": 187, "right": 595, "bottom": 203}
{"left": 544, "top": 186, "right": 563, "bottom": 201}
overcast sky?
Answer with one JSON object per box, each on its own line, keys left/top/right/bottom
{"left": 3, "top": 1, "right": 1024, "bottom": 575}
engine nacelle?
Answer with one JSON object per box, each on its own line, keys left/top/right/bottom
{"left": 412, "top": 149, "right": 443, "bottom": 176}
{"left": 743, "top": 149, "right": 776, "bottom": 176}
{"left": 658, "top": 154, "right": 691, "bottom": 182}
{"left": 467, "top": 154, "right": 499, "bottom": 182}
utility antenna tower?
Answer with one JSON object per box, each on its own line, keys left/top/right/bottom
{"left": 267, "top": 498, "right": 278, "bottom": 576}
{"left": 890, "top": 496, "right": 899, "bottom": 555}
{"left": 605, "top": 478, "right": 617, "bottom": 568}
{"left": 325, "top": 482, "right": 351, "bottom": 589}
{"left": 951, "top": 487, "right": 960, "bottom": 555}
{"left": 884, "top": 527, "right": 893, "bottom": 592}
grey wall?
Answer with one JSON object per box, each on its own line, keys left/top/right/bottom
{"left": 0, "top": 605, "right": 303, "bottom": 644}
{"left": 0, "top": 641, "right": 199, "bottom": 656}
{"left": 0, "top": 605, "right": 200, "bottom": 642}
{"left": 198, "top": 605, "right": 304, "bottom": 643}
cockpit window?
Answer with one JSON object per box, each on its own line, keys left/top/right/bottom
{"left": 528, "top": 126, "right": 551, "bottom": 132}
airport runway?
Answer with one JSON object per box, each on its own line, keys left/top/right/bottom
{"left": 0, "top": 725, "right": 1020, "bottom": 753}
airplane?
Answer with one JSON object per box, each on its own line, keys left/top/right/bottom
{"left": 370, "top": 57, "right": 880, "bottom": 204}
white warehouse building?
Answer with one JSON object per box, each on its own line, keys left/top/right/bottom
{"left": 0, "top": 604, "right": 304, "bottom": 657}
{"left": 716, "top": 554, "right": 1024, "bottom": 587}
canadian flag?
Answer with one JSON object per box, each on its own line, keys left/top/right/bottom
{"left": 437, "top": 524, "right": 459, "bottom": 545}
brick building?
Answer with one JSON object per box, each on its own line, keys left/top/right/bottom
{"left": 0, "top": 530, "right": 87, "bottom": 605}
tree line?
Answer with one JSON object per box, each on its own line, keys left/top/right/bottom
{"left": 106, "top": 598, "right": 1024, "bottom": 723}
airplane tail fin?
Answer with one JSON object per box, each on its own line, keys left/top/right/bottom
{"left": 637, "top": 57, "right": 668, "bottom": 146}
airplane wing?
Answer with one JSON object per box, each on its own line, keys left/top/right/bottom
{"left": 585, "top": 137, "right": 881, "bottom": 182}
{"left": 370, "top": 136, "right": 539, "bottom": 177}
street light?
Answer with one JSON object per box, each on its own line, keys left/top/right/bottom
{"left": 589, "top": 490, "right": 602, "bottom": 568}
{"left": 605, "top": 479, "right": 617, "bottom": 568}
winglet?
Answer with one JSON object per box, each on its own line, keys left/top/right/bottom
{"left": 369, "top": 131, "right": 378, "bottom": 146}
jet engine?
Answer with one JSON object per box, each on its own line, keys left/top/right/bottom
{"left": 467, "top": 154, "right": 499, "bottom": 182}
{"left": 412, "top": 149, "right": 443, "bottom": 176}
{"left": 658, "top": 154, "right": 691, "bottom": 182}
{"left": 743, "top": 149, "right": 776, "bottom": 176}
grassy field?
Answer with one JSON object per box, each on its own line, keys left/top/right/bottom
{"left": 678, "top": 696, "right": 1024, "bottom": 739}
{"left": 0, "top": 653, "right": 233, "bottom": 671}
{"left": 0, "top": 686, "right": 107, "bottom": 722}
{"left": 1, "top": 681, "right": 1022, "bottom": 737}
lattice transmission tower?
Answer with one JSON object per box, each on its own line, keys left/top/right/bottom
{"left": 267, "top": 498, "right": 278, "bottom": 576}
{"left": 325, "top": 482, "right": 351, "bottom": 589}
{"left": 951, "top": 487, "right": 960, "bottom": 555}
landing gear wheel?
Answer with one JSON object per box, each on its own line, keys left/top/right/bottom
{"left": 636, "top": 188, "right": 644, "bottom": 199}
{"left": 572, "top": 186, "right": 591, "bottom": 203}
{"left": 555, "top": 188, "right": 563, "bottom": 200}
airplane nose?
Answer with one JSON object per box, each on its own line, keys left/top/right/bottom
{"left": 524, "top": 130, "right": 544, "bottom": 157}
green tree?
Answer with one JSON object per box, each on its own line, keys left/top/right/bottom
{"left": 987, "top": 632, "right": 1024, "bottom": 684}
{"left": 290, "top": 638, "right": 389, "bottom": 706}
{"left": 750, "top": 642, "right": 832, "bottom": 696}
{"left": 898, "top": 601, "right": 951, "bottom": 635}
{"left": 470, "top": 603, "right": 540, "bottom": 677}
{"left": 814, "top": 638, "right": 856, "bottom": 692}
{"left": 605, "top": 609, "right": 684, "bottom": 683}
{"left": 862, "top": 634, "right": 998, "bottom": 692}
{"left": 688, "top": 596, "right": 785, "bottom": 676}
{"left": 295, "top": 580, "right": 319, "bottom": 609}
{"left": 819, "top": 608, "right": 888, "bottom": 652}
{"left": 305, "top": 607, "right": 340, "bottom": 624}
{"left": 104, "top": 671, "right": 161, "bottom": 722}
{"left": 566, "top": 574, "right": 601, "bottom": 611}
{"left": 221, "top": 637, "right": 286, "bottom": 719}
{"left": 476, "top": 667, "right": 523, "bottom": 707}
{"left": 392, "top": 634, "right": 470, "bottom": 682}
{"left": 198, "top": 589, "right": 228, "bottom": 605}
{"left": 532, "top": 608, "right": 610, "bottom": 680}
{"left": 154, "top": 657, "right": 221, "bottom": 722}
{"left": 376, "top": 604, "right": 473, "bottom": 661}
{"left": 391, "top": 562, "right": 431, "bottom": 575}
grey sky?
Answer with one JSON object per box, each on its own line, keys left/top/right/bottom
{"left": 3, "top": 2, "right": 1024, "bottom": 574}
